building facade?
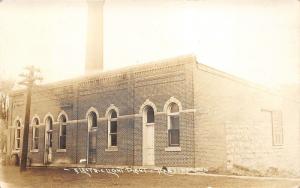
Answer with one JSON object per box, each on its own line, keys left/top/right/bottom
{"left": 7, "top": 55, "right": 300, "bottom": 175}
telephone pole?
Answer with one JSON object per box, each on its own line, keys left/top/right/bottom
{"left": 19, "top": 66, "right": 42, "bottom": 172}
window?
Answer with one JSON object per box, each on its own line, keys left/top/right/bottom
{"left": 146, "top": 106, "right": 155, "bottom": 124}
{"left": 15, "top": 120, "right": 21, "bottom": 150}
{"left": 108, "top": 110, "right": 117, "bottom": 147}
{"left": 168, "top": 103, "right": 180, "bottom": 146}
{"left": 59, "top": 115, "right": 67, "bottom": 149}
{"left": 262, "top": 109, "right": 283, "bottom": 146}
{"left": 271, "top": 111, "right": 283, "bottom": 146}
{"left": 88, "top": 111, "right": 97, "bottom": 128}
{"left": 32, "top": 118, "right": 39, "bottom": 150}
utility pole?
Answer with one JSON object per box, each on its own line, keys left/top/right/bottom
{"left": 19, "top": 66, "right": 42, "bottom": 172}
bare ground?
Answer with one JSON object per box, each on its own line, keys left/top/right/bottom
{"left": 0, "top": 166, "right": 300, "bottom": 188}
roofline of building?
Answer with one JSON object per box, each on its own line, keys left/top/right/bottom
{"left": 196, "top": 63, "right": 299, "bottom": 103}
{"left": 10, "top": 54, "right": 197, "bottom": 96}
{"left": 9, "top": 54, "right": 299, "bottom": 103}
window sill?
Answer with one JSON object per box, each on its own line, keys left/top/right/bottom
{"left": 105, "top": 147, "right": 118, "bottom": 152}
{"left": 272, "top": 145, "right": 284, "bottom": 149}
{"left": 165, "top": 147, "right": 181, "bottom": 152}
{"left": 30, "top": 149, "right": 39, "bottom": 153}
{"left": 12, "top": 150, "right": 21, "bottom": 154}
{"left": 56, "top": 149, "right": 67, "bottom": 153}
{"left": 146, "top": 123, "right": 155, "bottom": 126}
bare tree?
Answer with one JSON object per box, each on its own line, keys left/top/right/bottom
{"left": 0, "top": 79, "right": 14, "bottom": 120}
{"left": 0, "top": 78, "right": 15, "bottom": 154}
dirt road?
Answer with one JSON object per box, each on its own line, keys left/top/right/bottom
{"left": 0, "top": 166, "right": 300, "bottom": 188}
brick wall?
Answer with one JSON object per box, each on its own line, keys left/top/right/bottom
{"left": 8, "top": 55, "right": 196, "bottom": 168}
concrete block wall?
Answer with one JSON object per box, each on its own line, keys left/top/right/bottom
{"left": 193, "top": 63, "right": 300, "bottom": 173}
{"left": 193, "top": 64, "right": 227, "bottom": 170}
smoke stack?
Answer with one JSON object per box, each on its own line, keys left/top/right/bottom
{"left": 85, "top": 0, "right": 104, "bottom": 74}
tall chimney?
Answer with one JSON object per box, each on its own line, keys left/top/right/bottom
{"left": 85, "top": 0, "right": 104, "bottom": 74}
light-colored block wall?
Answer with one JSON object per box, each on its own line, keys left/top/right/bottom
{"left": 193, "top": 63, "right": 300, "bottom": 174}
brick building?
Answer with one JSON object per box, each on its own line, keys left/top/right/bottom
{"left": 5, "top": 0, "right": 300, "bottom": 175}
{"left": 6, "top": 55, "right": 300, "bottom": 175}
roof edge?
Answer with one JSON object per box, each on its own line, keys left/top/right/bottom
{"left": 10, "top": 54, "right": 197, "bottom": 96}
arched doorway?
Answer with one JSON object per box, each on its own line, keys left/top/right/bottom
{"left": 44, "top": 117, "right": 53, "bottom": 164}
{"left": 142, "top": 106, "right": 155, "bottom": 166}
{"left": 87, "top": 111, "right": 97, "bottom": 164}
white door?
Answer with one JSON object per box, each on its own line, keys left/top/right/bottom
{"left": 143, "top": 122, "right": 154, "bottom": 166}
{"left": 44, "top": 118, "right": 53, "bottom": 164}
{"left": 47, "top": 131, "right": 53, "bottom": 163}
{"left": 87, "top": 130, "right": 97, "bottom": 164}
{"left": 44, "top": 130, "right": 53, "bottom": 164}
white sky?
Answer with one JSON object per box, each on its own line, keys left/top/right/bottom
{"left": 0, "top": 0, "right": 299, "bottom": 87}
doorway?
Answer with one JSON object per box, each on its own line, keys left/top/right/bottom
{"left": 88, "top": 130, "right": 97, "bottom": 164}
{"left": 87, "top": 111, "right": 97, "bottom": 165}
{"left": 44, "top": 117, "right": 53, "bottom": 164}
{"left": 142, "top": 106, "right": 155, "bottom": 166}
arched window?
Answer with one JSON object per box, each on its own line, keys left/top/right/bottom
{"left": 58, "top": 115, "right": 67, "bottom": 149}
{"left": 88, "top": 111, "right": 97, "bottom": 128}
{"left": 145, "top": 106, "right": 155, "bottom": 124}
{"left": 108, "top": 110, "right": 118, "bottom": 147}
{"left": 167, "top": 102, "right": 180, "bottom": 146}
{"left": 32, "top": 118, "right": 39, "bottom": 150}
{"left": 15, "top": 120, "right": 21, "bottom": 150}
